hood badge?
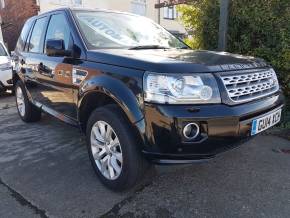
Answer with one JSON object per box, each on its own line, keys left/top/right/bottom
{"left": 219, "top": 62, "right": 267, "bottom": 71}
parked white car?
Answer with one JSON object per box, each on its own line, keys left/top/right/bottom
{"left": 0, "top": 42, "right": 13, "bottom": 93}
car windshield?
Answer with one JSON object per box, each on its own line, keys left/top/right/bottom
{"left": 73, "top": 11, "right": 187, "bottom": 50}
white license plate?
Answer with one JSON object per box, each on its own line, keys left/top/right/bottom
{"left": 251, "top": 109, "right": 282, "bottom": 136}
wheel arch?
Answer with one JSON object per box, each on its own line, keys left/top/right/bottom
{"left": 12, "top": 70, "right": 21, "bottom": 84}
{"left": 78, "top": 76, "right": 145, "bottom": 136}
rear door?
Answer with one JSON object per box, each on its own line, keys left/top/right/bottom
{"left": 13, "top": 17, "right": 34, "bottom": 74}
{"left": 22, "top": 15, "right": 49, "bottom": 105}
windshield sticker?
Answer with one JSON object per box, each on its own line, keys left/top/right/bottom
{"left": 77, "top": 14, "right": 137, "bottom": 46}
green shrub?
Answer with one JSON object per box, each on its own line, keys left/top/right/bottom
{"left": 177, "top": 0, "right": 290, "bottom": 96}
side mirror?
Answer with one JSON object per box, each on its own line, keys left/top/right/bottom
{"left": 46, "top": 39, "right": 71, "bottom": 57}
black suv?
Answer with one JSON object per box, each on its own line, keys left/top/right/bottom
{"left": 13, "top": 8, "right": 284, "bottom": 190}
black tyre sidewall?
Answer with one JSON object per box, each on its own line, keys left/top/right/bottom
{"left": 15, "top": 81, "right": 41, "bottom": 122}
{"left": 15, "top": 81, "right": 30, "bottom": 121}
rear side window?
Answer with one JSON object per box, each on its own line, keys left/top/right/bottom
{"left": 28, "top": 17, "right": 47, "bottom": 53}
{"left": 15, "top": 19, "right": 33, "bottom": 52}
{"left": 45, "top": 14, "right": 71, "bottom": 52}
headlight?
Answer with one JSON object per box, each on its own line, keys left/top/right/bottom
{"left": 144, "top": 72, "right": 221, "bottom": 104}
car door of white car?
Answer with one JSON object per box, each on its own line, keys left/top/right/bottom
{"left": 0, "top": 42, "right": 12, "bottom": 89}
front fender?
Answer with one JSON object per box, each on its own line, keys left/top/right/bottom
{"left": 78, "top": 75, "right": 144, "bottom": 124}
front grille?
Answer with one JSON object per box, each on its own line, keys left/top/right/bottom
{"left": 220, "top": 69, "right": 279, "bottom": 103}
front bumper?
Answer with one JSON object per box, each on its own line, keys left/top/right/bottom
{"left": 140, "top": 92, "right": 284, "bottom": 164}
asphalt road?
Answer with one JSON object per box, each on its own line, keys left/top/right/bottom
{"left": 0, "top": 92, "right": 290, "bottom": 218}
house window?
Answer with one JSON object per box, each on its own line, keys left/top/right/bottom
{"left": 0, "top": 0, "right": 5, "bottom": 9}
{"left": 163, "top": 6, "right": 178, "bottom": 20}
{"left": 73, "top": 0, "right": 82, "bottom": 6}
{"left": 131, "top": 0, "right": 146, "bottom": 16}
{"left": 49, "top": 0, "right": 69, "bottom": 5}
{"left": 49, "top": 0, "right": 82, "bottom": 6}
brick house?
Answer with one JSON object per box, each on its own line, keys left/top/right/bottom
{"left": 0, "top": 0, "right": 39, "bottom": 51}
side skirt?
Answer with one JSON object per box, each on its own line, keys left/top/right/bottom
{"left": 34, "top": 101, "right": 79, "bottom": 128}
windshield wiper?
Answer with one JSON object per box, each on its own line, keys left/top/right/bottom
{"left": 128, "top": 45, "right": 170, "bottom": 50}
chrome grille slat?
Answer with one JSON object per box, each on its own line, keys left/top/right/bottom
{"left": 222, "top": 71, "right": 273, "bottom": 85}
{"left": 220, "top": 69, "right": 279, "bottom": 104}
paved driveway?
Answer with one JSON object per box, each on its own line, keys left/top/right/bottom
{"left": 0, "top": 93, "right": 290, "bottom": 218}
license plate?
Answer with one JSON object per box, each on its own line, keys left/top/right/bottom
{"left": 251, "top": 109, "right": 282, "bottom": 136}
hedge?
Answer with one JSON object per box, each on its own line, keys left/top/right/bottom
{"left": 177, "top": 0, "right": 290, "bottom": 96}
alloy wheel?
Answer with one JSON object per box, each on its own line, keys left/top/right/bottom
{"left": 90, "top": 121, "right": 123, "bottom": 180}
{"left": 16, "top": 86, "right": 25, "bottom": 117}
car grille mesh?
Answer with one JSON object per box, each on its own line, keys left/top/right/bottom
{"left": 220, "top": 69, "right": 279, "bottom": 103}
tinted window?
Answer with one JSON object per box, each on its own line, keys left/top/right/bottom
{"left": 15, "top": 19, "right": 33, "bottom": 51}
{"left": 0, "top": 44, "right": 7, "bottom": 56}
{"left": 45, "top": 14, "right": 71, "bottom": 52}
{"left": 29, "top": 17, "right": 47, "bottom": 53}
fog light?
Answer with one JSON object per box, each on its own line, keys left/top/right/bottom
{"left": 183, "top": 123, "right": 200, "bottom": 140}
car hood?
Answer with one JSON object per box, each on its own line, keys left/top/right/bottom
{"left": 87, "top": 49, "right": 269, "bottom": 73}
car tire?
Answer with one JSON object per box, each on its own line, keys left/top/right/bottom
{"left": 15, "top": 81, "right": 41, "bottom": 122}
{"left": 86, "top": 104, "right": 149, "bottom": 191}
